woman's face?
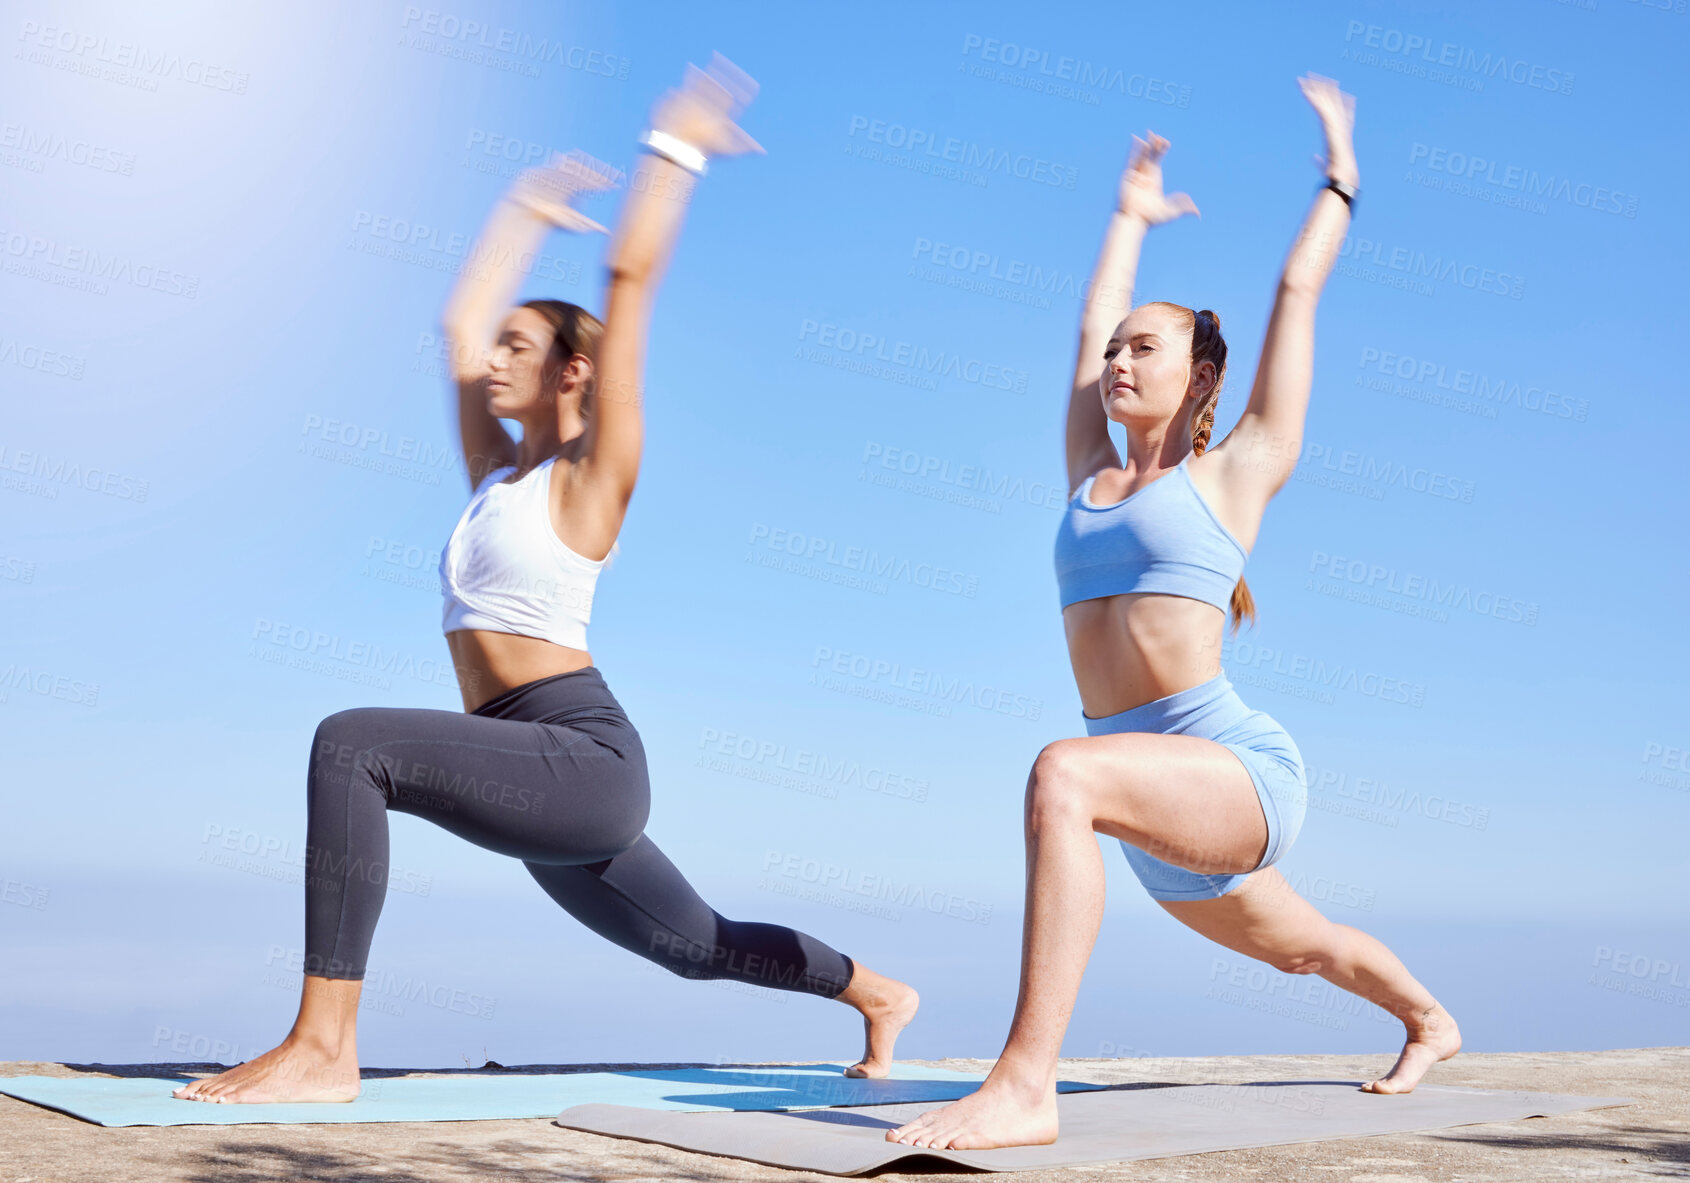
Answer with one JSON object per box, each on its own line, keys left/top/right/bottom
{"left": 486, "top": 307, "right": 562, "bottom": 417}
{"left": 1098, "top": 304, "right": 1208, "bottom": 427}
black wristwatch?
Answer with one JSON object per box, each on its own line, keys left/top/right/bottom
{"left": 1324, "top": 177, "right": 1358, "bottom": 211}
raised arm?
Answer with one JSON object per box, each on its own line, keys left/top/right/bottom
{"left": 574, "top": 56, "right": 762, "bottom": 528}
{"left": 1067, "top": 134, "right": 1198, "bottom": 493}
{"left": 1212, "top": 74, "right": 1358, "bottom": 496}
{"left": 440, "top": 154, "right": 610, "bottom": 489}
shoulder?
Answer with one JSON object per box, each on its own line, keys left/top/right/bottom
{"left": 474, "top": 464, "right": 517, "bottom": 494}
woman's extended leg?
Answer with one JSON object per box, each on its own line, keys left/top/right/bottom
{"left": 174, "top": 703, "right": 649, "bottom": 1103}
{"left": 525, "top": 835, "right": 919, "bottom": 1077}
{"left": 1156, "top": 868, "right": 1460, "bottom": 1094}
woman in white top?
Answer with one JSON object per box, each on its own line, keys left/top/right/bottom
{"left": 173, "top": 58, "right": 917, "bottom": 1105}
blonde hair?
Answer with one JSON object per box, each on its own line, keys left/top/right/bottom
{"left": 1138, "top": 301, "right": 1256, "bottom": 632}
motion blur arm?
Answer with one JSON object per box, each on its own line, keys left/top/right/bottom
{"left": 583, "top": 151, "right": 697, "bottom": 511}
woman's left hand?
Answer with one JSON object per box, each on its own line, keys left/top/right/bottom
{"left": 1298, "top": 73, "right": 1358, "bottom": 187}
{"left": 648, "top": 52, "right": 764, "bottom": 159}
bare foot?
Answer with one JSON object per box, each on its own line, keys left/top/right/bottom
{"left": 836, "top": 963, "right": 919, "bottom": 1079}
{"left": 1362, "top": 1002, "right": 1462, "bottom": 1094}
{"left": 886, "top": 1075, "right": 1058, "bottom": 1150}
{"left": 171, "top": 1037, "right": 360, "bottom": 1104}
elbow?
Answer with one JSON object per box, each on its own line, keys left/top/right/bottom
{"left": 604, "top": 262, "right": 654, "bottom": 297}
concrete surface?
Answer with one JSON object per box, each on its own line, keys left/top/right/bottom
{"left": 2, "top": 1047, "right": 1684, "bottom": 1181}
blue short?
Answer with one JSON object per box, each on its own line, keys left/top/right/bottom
{"left": 1082, "top": 671, "right": 1307, "bottom": 902}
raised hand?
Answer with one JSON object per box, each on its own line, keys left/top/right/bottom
{"left": 1117, "top": 132, "right": 1198, "bottom": 227}
{"left": 649, "top": 52, "right": 763, "bottom": 159}
{"left": 507, "top": 149, "right": 617, "bottom": 233}
{"left": 1297, "top": 73, "right": 1358, "bottom": 186}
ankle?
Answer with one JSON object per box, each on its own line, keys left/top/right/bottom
{"left": 284, "top": 1030, "right": 354, "bottom": 1060}
{"left": 985, "top": 1056, "right": 1057, "bottom": 1100}
{"left": 1402, "top": 1001, "right": 1446, "bottom": 1039}
{"left": 840, "top": 966, "right": 905, "bottom": 1012}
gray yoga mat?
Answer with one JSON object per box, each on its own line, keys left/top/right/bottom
{"left": 554, "top": 1078, "right": 1635, "bottom": 1174}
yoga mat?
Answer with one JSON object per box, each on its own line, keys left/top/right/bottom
{"left": 554, "top": 1079, "right": 1635, "bottom": 1175}
{"left": 0, "top": 1063, "right": 1104, "bottom": 1127}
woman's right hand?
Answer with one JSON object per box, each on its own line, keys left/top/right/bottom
{"left": 648, "top": 52, "right": 763, "bottom": 159}
{"left": 1117, "top": 132, "right": 1199, "bottom": 226}
{"left": 507, "top": 149, "right": 616, "bottom": 233}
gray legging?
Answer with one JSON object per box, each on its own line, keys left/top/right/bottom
{"left": 302, "top": 665, "right": 854, "bottom": 998}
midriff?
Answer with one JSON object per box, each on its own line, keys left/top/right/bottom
{"left": 1063, "top": 592, "right": 1226, "bottom": 719}
{"left": 445, "top": 628, "right": 593, "bottom": 714}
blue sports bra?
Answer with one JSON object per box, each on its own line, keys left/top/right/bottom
{"left": 1053, "top": 452, "right": 1247, "bottom": 613}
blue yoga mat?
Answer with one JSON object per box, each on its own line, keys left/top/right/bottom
{"left": 0, "top": 1063, "right": 1107, "bottom": 1126}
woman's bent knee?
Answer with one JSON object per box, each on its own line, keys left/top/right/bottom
{"left": 308, "top": 709, "right": 387, "bottom": 797}
{"left": 1026, "top": 740, "right": 1095, "bottom": 827}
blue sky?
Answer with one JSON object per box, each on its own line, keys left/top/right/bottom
{"left": 3, "top": 0, "right": 1686, "bottom": 1069}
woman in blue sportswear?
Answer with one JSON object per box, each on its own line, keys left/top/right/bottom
{"left": 890, "top": 74, "right": 1459, "bottom": 1152}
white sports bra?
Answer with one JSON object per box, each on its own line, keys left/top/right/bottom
{"left": 438, "top": 457, "right": 615, "bottom": 651}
